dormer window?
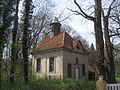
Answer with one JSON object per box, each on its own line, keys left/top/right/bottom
{"left": 77, "top": 46, "right": 79, "bottom": 50}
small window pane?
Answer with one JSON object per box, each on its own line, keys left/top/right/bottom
{"left": 49, "top": 57, "right": 54, "bottom": 72}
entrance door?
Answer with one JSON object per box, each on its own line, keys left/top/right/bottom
{"left": 74, "top": 67, "right": 80, "bottom": 79}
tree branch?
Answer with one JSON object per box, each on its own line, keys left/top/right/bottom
{"left": 107, "top": 0, "right": 116, "bottom": 17}
{"left": 110, "top": 33, "right": 120, "bottom": 37}
{"left": 73, "top": 0, "right": 95, "bottom": 21}
{"left": 68, "top": 8, "right": 92, "bottom": 20}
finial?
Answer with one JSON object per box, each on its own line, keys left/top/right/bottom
{"left": 51, "top": 17, "right": 60, "bottom": 23}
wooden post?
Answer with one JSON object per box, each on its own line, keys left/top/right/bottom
{"left": 96, "top": 80, "right": 106, "bottom": 90}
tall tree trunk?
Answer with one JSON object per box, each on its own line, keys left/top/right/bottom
{"left": 73, "top": 0, "right": 105, "bottom": 78}
{"left": 94, "top": 0, "right": 105, "bottom": 77}
{"left": 103, "top": 17, "right": 116, "bottom": 83}
{"left": 9, "top": 0, "right": 20, "bottom": 82}
{"left": 0, "top": 30, "right": 4, "bottom": 88}
{"left": 22, "top": 0, "right": 32, "bottom": 82}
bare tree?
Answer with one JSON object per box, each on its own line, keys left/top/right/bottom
{"left": 28, "top": 0, "right": 55, "bottom": 50}
{"left": 70, "top": 0, "right": 105, "bottom": 77}
{"left": 102, "top": 0, "right": 117, "bottom": 83}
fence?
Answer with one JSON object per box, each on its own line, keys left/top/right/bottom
{"left": 106, "top": 84, "right": 120, "bottom": 90}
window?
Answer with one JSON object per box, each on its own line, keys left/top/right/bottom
{"left": 76, "top": 57, "right": 79, "bottom": 64}
{"left": 36, "top": 59, "right": 41, "bottom": 72}
{"left": 77, "top": 46, "right": 79, "bottom": 50}
{"left": 67, "top": 63, "right": 72, "bottom": 78}
{"left": 82, "top": 64, "right": 86, "bottom": 76}
{"left": 49, "top": 57, "right": 55, "bottom": 72}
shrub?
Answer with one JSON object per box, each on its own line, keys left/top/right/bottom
{"left": 2, "top": 78, "right": 96, "bottom": 90}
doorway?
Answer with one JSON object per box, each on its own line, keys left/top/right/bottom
{"left": 74, "top": 67, "right": 80, "bottom": 79}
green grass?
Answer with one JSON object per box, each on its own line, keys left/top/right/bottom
{"left": 116, "top": 74, "right": 120, "bottom": 83}
{"left": 2, "top": 78, "right": 96, "bottom": 90}
{"left": 116, "top": 77, "right": 120, "bottom": 83}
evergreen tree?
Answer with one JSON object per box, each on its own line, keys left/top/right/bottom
{"left": 90, "top": 43, "right": 95, "bottom": 50}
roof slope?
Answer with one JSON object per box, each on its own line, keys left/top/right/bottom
{"left": 34, "top": 32, "right": 85, "bottom": 53}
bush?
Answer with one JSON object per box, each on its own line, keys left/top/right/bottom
{"left": 2, "top": 78, "right": 96, "bottom": 90}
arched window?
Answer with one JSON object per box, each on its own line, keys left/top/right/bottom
{"left": 49, "top": 57, "right": 54, "bottom": 72}
{"left": 36, "top": 59, "right": 41, "bottom": 72}
{"left": 76, "top": 57, "right": 79, "bottom": 64}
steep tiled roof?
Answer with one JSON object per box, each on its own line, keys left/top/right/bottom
{"left": 33, "top": 32, "right": 85, "bottom": 52}
{"left": 73, "top": 40, "right": 79, "bottom": 48}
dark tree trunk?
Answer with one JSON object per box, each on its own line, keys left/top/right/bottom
{"left": 103, "top": 17, "right": 116, "bottom": 83}
{"left": 9, "top": 0, "right": 20, "bottom": 82}
{"left": 22, "top": 0, "right": 32, "bottom": 82}
{"left": 0, "top": 30, "right": 4, "bottom": 88}
{"left": 94, "top": 0, "right": 105, "bottom": 77}
{"left": 0, "top": 20, "right": 9, "bottom": 88}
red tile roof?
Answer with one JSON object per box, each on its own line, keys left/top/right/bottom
{"left": 33, "top": 32, "right": 86, "bottom": 53}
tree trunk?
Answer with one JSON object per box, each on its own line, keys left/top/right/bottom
{"left": 0, "top": 31, "right": 3, "bottom": 88}
{"left": 94, "top": 0, "right": 105, "bottom": 77}
{"left": 22, "top": 0, "right": 32, "bottom": 82}
{"left": 103, "top": 17, "right": 116, "bottom": 83}
{"left": 9, "top": 0, "right": 20, "bottom": 82}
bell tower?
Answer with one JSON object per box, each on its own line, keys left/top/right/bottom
{"left": 50, "top": 17, "right": 61, "bottom": 36}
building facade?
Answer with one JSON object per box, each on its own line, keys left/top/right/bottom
{"left": 32, "top": 17, "right": 89, "bottom": 80}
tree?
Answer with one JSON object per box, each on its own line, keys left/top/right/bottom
{"left": 9, "top": 0, "right": 20, "bottom": 82}
{"left": 70, "top": 0, "right": 105, "bottom": 77}
{"left": 88, "top": 43, "right": 96, "bottom": 66}
{"left": 91, "top": 43, "right": 95, "bottom": 50}
{"left": 110, "top": 1, "right": 120, "bottom": 38}
{"left": 102, "top": 0, "right": 117, "bottom": 83}
{"left": 114, "top": 43, "right": 120, "bottom": 76}
{"left": 22, "top": 0, "right": 33, "bottom": 82}
{"left": 0, "top": 0, "right": 15, "bottom": 87}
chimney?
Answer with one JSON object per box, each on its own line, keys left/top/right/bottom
{"left": 50, "top": 17, "right": 61, "bottom": 36}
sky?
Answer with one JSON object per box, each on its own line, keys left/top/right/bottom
{"left": 51, "top": 0, "right": 120, "bottom": 46}
{"left": 19, "top": 0, "right": 120, "bottom": 47}
{"left": 19, "top": 0, "right": 95, "bottom": 46}
{"left": 52, "top": 0, "right": 95, "bottom": 46}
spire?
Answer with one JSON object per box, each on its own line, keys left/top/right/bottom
{"left": 50, "top": 17, "right": 61, "bottom": 36}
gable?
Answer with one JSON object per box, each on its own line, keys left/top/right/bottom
{"left": 73, "top": 40, "right": 85, "bottom": 53}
